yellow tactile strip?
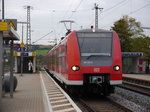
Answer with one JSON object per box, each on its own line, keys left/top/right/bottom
{"left": 40, "top": 71, "right": 82, "bottom": 112}
{"left": 2, "top": 73, "right": 44, "bottom": 112}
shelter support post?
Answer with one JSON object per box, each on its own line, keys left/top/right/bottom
{"left": 0, "top": 31, "right": 3, "bottom": 111}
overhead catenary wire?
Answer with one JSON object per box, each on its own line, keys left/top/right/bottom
{"left": 57, "top": 0, "right": 85, "bottom": 38}
{"left": 86, "top": 0, "right": 128, "bottom": 29}
{"left": 101, "top": 2, "right": 150, "bottom": 29}
{"left": 129, "top": 3, "right": 150, "bottom": 15}
{"left": 68, "top": 0, "right": 84, "bottom": 19}
{"left": 56, "top": 1, "right": 77, "bottom": 37}
{"left": 32, "top": 31, "right": 53, "bottom": 44}
{"left": 103, "top": 0, "right": 127, "bottom": 13}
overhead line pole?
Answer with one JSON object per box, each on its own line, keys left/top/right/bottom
{"left": 94, "top": 3, "right": 103, "bottom": 29}
{"left": 24, "top": 6, "right": 33, "bottom": 50}
{"left": 17, "top": 21, "right": 28, "bottom": 42}
{"left": 17, "top": 21, "right": 28, "bottom": 76}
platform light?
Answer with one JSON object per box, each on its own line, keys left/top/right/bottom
{"left": 72, "top": 65, "right": 80, "bottom": 71}
{"left": 114, "top": 65, "right": 120, "bottom": 71}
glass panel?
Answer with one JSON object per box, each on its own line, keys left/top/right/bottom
{"left": 77, "top": 32, "right": 112, "bottom": 66}
{"left": 77, "top": 35, "right": 112, "bottom": 56}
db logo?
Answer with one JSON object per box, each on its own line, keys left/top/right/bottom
{"left": 94, "top": 68, "right": 100, "bottom": 72}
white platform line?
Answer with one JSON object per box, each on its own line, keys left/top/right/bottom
{"left": 49, "top": 96, "right": 66, "bottom": 100}
{"left": 48, "top": 94, "right": 63, "bottom": 97}
{"left": 40, "top": 72, "right": 53, "bottom": 112}
{"left": 51, "top": 99, "right": 68, "bottom": 104}
{"left": 52, "top": 103, "right": 71, "bottom": 108}
{"left": 47, "top": 90, "right": 60, "bottom": 93}
{"left": 47, "top": 92, "right": 61, "bottom": 95}
{"left": 53, "top": 108, "right": 75, "bottom": 112}
{"left": 49, "top": 88, "right": 58, "bottom": 90}
{"left": 45, "top": 71, "right": 82, "bottom": 112}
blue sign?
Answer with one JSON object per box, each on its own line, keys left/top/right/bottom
{"left": 21, "top": 52, "right": 28, "bottom": 56}
{"left": 15, "top": 47, "right": 28, "bottom": 52}
{"left": 122, "top": 52, "right": 143, "bottom": 57}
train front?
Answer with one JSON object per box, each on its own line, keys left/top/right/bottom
{"left": 68, "top": 29, "right": 122, "bottom": 94}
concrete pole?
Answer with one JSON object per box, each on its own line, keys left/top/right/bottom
{"left": 10, "top": 40, "right": 14, "bottom": 98}
{"left": 21, "top": 24, "right": 24, "bottom": 76}
{"left": 0, "top": 31, "right": 3, "bottom": 111}
{"left": 2, "top": 0, "right": 4, "bottom": 20}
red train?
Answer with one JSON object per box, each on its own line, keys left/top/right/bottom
{"left": 44, "top": 29, "right": 122, "bottom": 95}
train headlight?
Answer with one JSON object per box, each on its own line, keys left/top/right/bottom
{"left": 114, "top": 65, "right": 120, "bottom": 71}
{"left": 72, "top": 65, "right": 80, "bottom": 71}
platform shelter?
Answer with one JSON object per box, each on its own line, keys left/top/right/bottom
{"left": 0, "top": 20, "right": 20, "bottom": 111}
{"left": 14, "top": 50, "right": 36, "bottom": 73}
{"left": 122, "top": 52, "right": 143, "bottom": 74}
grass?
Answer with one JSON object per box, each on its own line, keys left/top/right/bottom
{"left": 36, "top": 50, "right": 49, "bottom": 56}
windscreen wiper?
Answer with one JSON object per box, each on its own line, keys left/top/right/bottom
{"left": 86, "top": 53, "right": 111, "bottom": 59}
{"left": 86, "top": 55, "right": 101, "bottom": 59}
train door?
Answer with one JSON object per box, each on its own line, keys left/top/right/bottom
{"left": 54, "top": 51, "right": 57, "bottom": 72}
{"left": 59, "top": 48, "right": 61, "bottom": 74}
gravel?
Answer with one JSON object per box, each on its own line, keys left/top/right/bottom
{"left": 109, "top": 87, "right": 150, "bottom": 112}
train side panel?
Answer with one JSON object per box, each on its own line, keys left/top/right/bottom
{"left": 67, "top": 31, "right": 83, "bottom": 85}
{"left": 110, "top": 32, "right": 122, "bottom": 85}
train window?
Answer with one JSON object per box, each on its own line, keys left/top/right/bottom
{"left": 77, "top": 32, "right": 113, "bottom": 66}
{"left": 77, "top": 32, "right": 112, "bottom": 38}
{"left": 77, "top": 32, "right": 112, "bottom": 56}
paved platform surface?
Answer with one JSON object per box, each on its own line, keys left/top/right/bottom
{"left": 1, "top": 73, "right": 44, "bottom": 112}
{"left": 123, "top": 74, "right": 150, "bottom": 82}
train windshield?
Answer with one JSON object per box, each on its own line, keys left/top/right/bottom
{"left": 77, "top": 32, "right": 112, "bottom": 66}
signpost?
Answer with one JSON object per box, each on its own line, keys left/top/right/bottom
{"left": 20, "top": 42, "right": 25, "bottom": 76}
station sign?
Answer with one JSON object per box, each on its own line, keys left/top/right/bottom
{"left": 122, "top": 52, "right": 143, "bottom": 57}
{"left": 0, "top": 22, "right": 8, "bottom": 31}
{"left": 0, "top": 19, "right": 17, "bottom": 31}
{"left": 5, "top": 19, "right": 17, "bottom": 30}
{"left": 21, "top": 52, "right": 29, "bottom": 56}
{"left": 14, "top": 52, "right": 36, "bottom": 57}
{"left": 20, "top": 42, "right": 25, "bottom": 48}
{"left": 15, "top": 47, "right": 28, "bottom": 52}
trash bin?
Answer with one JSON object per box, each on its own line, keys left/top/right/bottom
{"left": 4, "top": 75, "right": 18, "bottom": 92}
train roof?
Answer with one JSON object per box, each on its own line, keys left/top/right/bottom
{"left": 46, "top": 29, "right": 114, "bottom": 55}
{"left": 77, "top": 29, "right": 113, "bottom": 33}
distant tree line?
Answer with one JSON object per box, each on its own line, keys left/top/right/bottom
{"left": 32, "top": 45, "right": 53, "bottom": 51}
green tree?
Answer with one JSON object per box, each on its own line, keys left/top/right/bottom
{"left": 131, "top": 37, "right": 150, "bottom": 57}
{"left": 111, "top": 15, "right": 146, "bottom": 52}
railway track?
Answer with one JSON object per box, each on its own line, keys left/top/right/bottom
{"left": 46, "top": 71, "right": 134, "bottom": 112}
{"left": 46, "top": 70, "right": 143, "bottom": 112}
{"left": 73, "top": 95, "right": 132, "bottom": 112}
{"left": 118, "top": 81, "right": 150, "bottom": 96}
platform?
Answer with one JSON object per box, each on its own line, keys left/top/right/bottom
{"left": 1, "top": 73, "right": 44, "bottom": 112}
{"left": 1, "top": 71, "right": 81, "bottom": 112}
{"left": 123, "top": 74, "right": 150, "bottom": 82}
{"left": 123, "top": 74, "right": 150, "bottom": 87}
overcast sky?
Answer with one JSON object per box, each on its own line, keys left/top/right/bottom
{"left": 0, "top": 0, "right": 150, "bottom": 45}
